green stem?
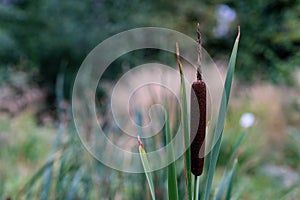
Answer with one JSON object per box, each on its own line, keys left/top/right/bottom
{"left": 193, "top": 175, "right": 197, "bottom": 200}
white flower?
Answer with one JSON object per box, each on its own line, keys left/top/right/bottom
{"left": 240, "top": 112, "right": 255, "bottom": 128}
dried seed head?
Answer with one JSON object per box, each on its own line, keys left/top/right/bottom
{"left": 190, "top": 80, "right": 206, "bottom": 176}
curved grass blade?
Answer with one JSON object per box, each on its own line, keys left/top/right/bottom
{"left": 214, "top": 131, "right": 246, "bottom": 200}
{"left": 40, "top": 164, "right": 53, "bottom": 200}
{"left": 165, "top": 110, "right": 179, "bottom": 200}
{"left": 204, "top": 27, "right": 240, "bottom": 200}
{"left": 138, "top": 136, "right": 156, "bottom": 200}
{"left": 55, "top": 150, "right": 70, "bottom": 199}
{"left": 176, "top": 42, "right": 192, "bottom": 200}
{"left": 17, "top": 150, "right": 65, "bottom": 198}
{"left": 66, "top": 168, "right": 83, "bottom": 200}
{"left": 82, "top": 174, "right": 93, "bottom": 200}
{"left": 226, "top": 160, "right": 238, "bottom": 200}
{"left": 18, "top": 160, "right": 54, "bottom": 197}
{"left": 228, "top": 131, "right": 246, "bottom": 164}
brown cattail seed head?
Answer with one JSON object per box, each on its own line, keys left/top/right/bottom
{"left": 190, "top": 79, "right": 206, "bottom": 176}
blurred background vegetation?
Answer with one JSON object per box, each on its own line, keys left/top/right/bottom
{"left": 0, "top": 0, "right": 299, "bottom": 199}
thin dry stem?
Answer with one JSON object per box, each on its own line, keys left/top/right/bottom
{"left": 197, "top": 23, "right": 202, "bottom": 80}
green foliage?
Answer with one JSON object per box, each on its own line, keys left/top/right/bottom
{"left": 226, "top": 0, "right": 300, "bottom": 84}
{"left": 1, "top": 0, "right": 299, "bottom": 92}
{"left": 215, "top": 131, "right": 246, "bottom": 200}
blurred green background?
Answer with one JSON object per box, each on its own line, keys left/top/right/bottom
{"left": 0, "top": 0, "right": 299, "bottom": 199}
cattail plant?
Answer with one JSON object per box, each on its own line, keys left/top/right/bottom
{"left": 138, "top": 24, "right": 241, "bottom": 200}
{"left": 190, "top": 23, "right": 206, "bottom": 177}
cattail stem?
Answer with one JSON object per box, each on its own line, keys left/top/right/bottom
{"left": 197, "top": 23, "right": 202, "bottom": 81}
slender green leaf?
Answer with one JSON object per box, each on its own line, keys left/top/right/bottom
{"left": 165, "top": 110, "right": 179, "bottom": 200}
{"left": 215, "top": 168, "right": 230, "bottom": 200}
{"left": 55, "top": 151, "right": 69, "bottom": 199}
{"left": 18, "top": 149, "right": 68, "bottom": 198}
{"left": 176, "top": 42, "right": 192, "bottom": 200}
{"left": 138, "top": 137, "right": 156, "bottom": 200}
{"left": 226, "top": 160, "right": 238, "bottom": 200}
{"left": 228, "top": 131, "right": 246, "bottom": 164}
{"left": 204, "top": 27, "right": 240, "bottom": 200}
{"left": 215, "top": 131, "right": 246, "bottom": 200}
{"left": 18, "top": 159, "right": 54, "bottom": 197}
{"left": 66, "top": 168, "right": 83, "bottom": 200}
{"left": 82, "top": 174, "right": 93, "bottom": 200}
{"left": 40, "top": 165, "right": 53, "bottom": 200}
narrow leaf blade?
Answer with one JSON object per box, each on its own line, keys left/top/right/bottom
{"left": 176, "top": 42, "right": 192, "bottom": 200}
{"left": 204, "top": 27, "right": 240, "bottom": 200}
{"left": 66, "top": 168, "right": 83, "bottom": 200}
{"left": 215, "top": 131, "right": 246, "bottom": 200}
{"left": 165, "top": 110, "right": 179, "bottom": 200}
{"left": 138, "top": 137, "right": 156, "bottom": 200}
{"left": 226, "top": 159, "right": 238, "bottom": 200}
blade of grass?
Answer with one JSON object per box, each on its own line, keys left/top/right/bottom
{"left": 176, "top": 42, "right": 192, "bottom": 200}
{"left": 66, "top": 168, "right": 83, "bottom": 200}
{"left": 40, "top": 164, "right": 53, "bottom": 200}
{"left": 226, "top": 159, "right": 238, "bottom": 200}
{"left": 82, "top": 173, "right": 93, "bottom": 200}
{"left": 165, "top": 110, "right": 179, "bottom": 200}
{"left": 55, "top": 151, "right": 69, "bottom": 199}
{"left": 138, "top": 136, "right": 156, "bottom": 200}
{"left": 17, "top": 149, "right": 66, "bottom": 198}
{"left": 204, "top": 27, "right": 240, "bottom": 200}
{"left": 214, "top": 131, "right": 246, "bottom": 200}
{"left": 18, "top": 160, "right": 54, "bottom": 197}
{"left": 228, "top": 131, "right": 246, "bottom": 164}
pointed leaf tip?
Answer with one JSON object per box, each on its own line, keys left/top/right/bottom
{"left": 236, "top": 26, "right": 240, "bottom": 41}
{"left": 176, "top": 42, "right": 179, "bottom": 57}
{"left": 176, "top": 42, "right": 183, "bottom": 75}
{"left": 138, "top": 135, "right": 144, "bottom": 150}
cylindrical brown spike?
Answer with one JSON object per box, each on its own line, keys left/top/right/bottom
{"left": 190, "top": 80, "right": 206, "bottom": 176}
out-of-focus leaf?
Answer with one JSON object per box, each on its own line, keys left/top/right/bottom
{"left": 66, "top": 168, "right": 83, "bottom": 200}
{"left": 138, "top": 137, "right": 156, "bottom": 200}
{"left": 165, "top": 110, "right": 179, "bottom": 200}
